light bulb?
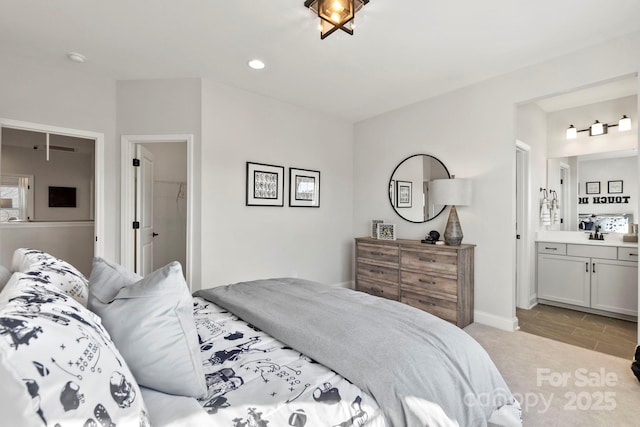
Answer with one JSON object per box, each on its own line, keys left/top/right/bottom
{"left": 332, "top": 0, "right": 344, "bottom": 11}
{"left": 331, "top": 12, "right": 340, "bottom": 22}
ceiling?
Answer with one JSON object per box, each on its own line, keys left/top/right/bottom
{"left": 2, "top": 1, "right": 640, "bottom": 123}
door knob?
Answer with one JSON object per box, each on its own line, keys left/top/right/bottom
{"left": 152, "top": 232, "right": 159, "bottom": 237}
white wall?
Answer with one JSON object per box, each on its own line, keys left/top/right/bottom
{"left": 116, "top": 78, "right": 202, "bottom": 287}
{"left": 201, "top": 79, "right": 354, "bottom": 289}
{"left": 0, "top": 222, "right": 94, "bottom": 276}
{"left": 0, "top": 51, "right": 116, "bottom": 268}
{"left": 355, "top": 32, "right": 640, "bottom": 331}
{"left": 2, "top": 145, "right": 93, "bottom": 220}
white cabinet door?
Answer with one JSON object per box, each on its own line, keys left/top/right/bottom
{"left": 538, "top": 254, "right": 591, "bottom": 307}
{"left": 591, "top": 258, "right": 638, "bottom": 316}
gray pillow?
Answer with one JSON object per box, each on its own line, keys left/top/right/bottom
{"left": 88, "top": 258, "right": 207, "bottom": 399}
{"left": 0, "top": 265, "right": 11, "bottom": 292}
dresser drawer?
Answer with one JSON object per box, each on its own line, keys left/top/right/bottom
{"left": 567, "top": 244, "right": 617, "bottom": 260}
{"left": 400, "top": 271, "right": 457, "bottom": 302}
{"left": 357, "top": 262, "right": 398, "bottom": 284}
{"left": 538, "top": 242, "right": 567, "bottom": 255}
{"left": 355, "top": 277, "right": 398, "bottom": 301}
{"left": 401, "top": 291, "right": 457, "bottom": 324}
{"left": 618, "top": 247, "right": 639, "bottom": 262}
{"left": 400, "top": 248, "right": 457, "bottom": 277}
{"left": 357, "top": 243, "right": 399, "bottom": 266}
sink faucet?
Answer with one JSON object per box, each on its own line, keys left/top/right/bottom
{"left": 589, "top": 225, "right": 605, "bottom": 240}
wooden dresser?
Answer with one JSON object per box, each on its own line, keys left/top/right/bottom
{"left": 355, "top": 237, "right": 475, "bottom": 328}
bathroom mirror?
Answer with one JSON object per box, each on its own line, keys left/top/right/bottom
{"left": 388, "top": 154, "right": 450, "bottom": 223}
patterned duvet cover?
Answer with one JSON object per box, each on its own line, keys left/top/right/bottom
{"left": 193, "top": 297, "right": 386, "bottom": 427}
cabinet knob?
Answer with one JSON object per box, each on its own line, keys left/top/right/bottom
{"left": 418, "top": 299, "right": 436, "bottom": 307}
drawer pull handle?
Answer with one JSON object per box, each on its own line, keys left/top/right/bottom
{"left": 418, "top": 299, "right": 436, "bottom": 307}
{"left": 544, "top": 247, "right": 557, "bottom": 250}
{"left": 370, "top": 252, "right": 384, "bottom": 256}
{"left": 370, "top": 270, "right": 384, "bottom": 275}
{"left": 593, "top": 263, "right": 596, "bottom": 274}
{"left": 419, "top": 257, "right": 436, "bottom": 263}
{"left": 629, "top": 253, "right": 638, "bottom": 257}
{"left": 585, "top": 262, "right": 588, "bottom": 273}
{"left": 419, "top": 279, "right": 436, "bottom": 285}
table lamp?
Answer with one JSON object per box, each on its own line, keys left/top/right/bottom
{"left": 431, "top": 177, "right": 472, "bottom": 245}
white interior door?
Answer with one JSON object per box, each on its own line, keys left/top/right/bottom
{"left": 135, "top": 145, "right": 154, "bottom": 276}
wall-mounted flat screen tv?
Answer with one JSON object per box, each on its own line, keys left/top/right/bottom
{"left": 49, "top": 186, "right": 76, "bottom": 208}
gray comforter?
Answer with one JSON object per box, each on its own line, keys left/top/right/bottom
{"left": 195, "top": 278, "right": 520, "bottom": 427}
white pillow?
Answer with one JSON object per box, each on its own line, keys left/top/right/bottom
{"left": 0, "top": 273, "right": 150, "bottom": 426}
{"left": 88, "top": 258, "right": 207, "bottom": 399}
{"left": 11, "top": 249, "right": 89, "bottom": 306}
{"left": 0, "top": 265, "right": 11, "bottom": 292}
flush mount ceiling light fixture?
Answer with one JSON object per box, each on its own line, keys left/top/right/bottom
{"left": 304, "top": 0, "right": 369, "bottom": 39}
{"left": 565, "top": 115, "right": 632, "bottom": 140}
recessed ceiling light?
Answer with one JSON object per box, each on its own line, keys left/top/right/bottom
{"left": 248, "top": 59, "right": 265, "bottom": 70}
{"left": 67, "top": 52, "right": 87, "bottom": 63}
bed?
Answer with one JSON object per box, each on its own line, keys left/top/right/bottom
{"left": 0, "top": 250, "right": 521, "bottom": 427}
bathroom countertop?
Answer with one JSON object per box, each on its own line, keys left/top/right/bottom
{"left": 536, "top": 231, "right": 638, "bottom": 248}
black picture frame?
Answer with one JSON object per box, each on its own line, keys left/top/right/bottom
{"left": 585, "top": 181, "right": 600, "bottom": 195}
{"left": 396, "top": 181, "right": 412, "bottom": 208}
{"left": 246, "top": 162, "right": 284, "bottom": 206}
{"left": 289, "top": 167, "right": 320, "bottom": 207}
{"left": 608, "top": 180, "right": 623, "bottom": 194}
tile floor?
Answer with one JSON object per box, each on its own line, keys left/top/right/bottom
{"left": 516, "top": 304, "right": 637, "bottom": 359}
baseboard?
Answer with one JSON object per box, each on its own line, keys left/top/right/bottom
{"left": 332, "top": 280, "right": 353, "bottom": 289}
{"left": 528, "top": 294, "right": 538, "bottom": 309}
{"left": 474, "top": 310, "right": 519, "bottom": 332}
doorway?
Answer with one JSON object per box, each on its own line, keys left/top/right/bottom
{"left": 120, "top": 134, "right": 193, "bottom": 286}
{"left": 0, "top": 118, "right": 104, "bottom": 274}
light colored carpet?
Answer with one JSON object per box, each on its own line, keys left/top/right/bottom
{"left": 465, "top": 323, "right": 640, "bottom": 427}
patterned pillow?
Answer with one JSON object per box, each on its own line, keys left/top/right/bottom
{"left": 12, "top": 249, "right": 89, "bottom": 306}
{"left": 0, "top": 273, "right": 150, "bottom": 426}
{"left": 0, "top": 265, "right": 10, "bottom": 292}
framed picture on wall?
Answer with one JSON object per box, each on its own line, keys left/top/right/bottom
{"left": 608, "top": 180, "right": 623, "bottom": 194}
{"left": 585, "top": 181, "right": 600, "bottom": 195}
{"left": 396, "top": 181, "right": 412, "bottom": 208}
{"left": 246, "top": 162, "right": 284, "bottom": 206}
{"left": 289, "top": 167, "right": 320, "bottom": 207}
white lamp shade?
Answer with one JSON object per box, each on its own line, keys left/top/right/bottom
{"left": 619, "top": 115, "right": 632, "bottom": 132}
{"left": 431, "top": 178, "right": 472, "bottom": 206}
{"left": 566, "top": 125, "right": 577, "bottom": 140}
{"left": 590, "top": 121, "right": 604, "bottom": 136}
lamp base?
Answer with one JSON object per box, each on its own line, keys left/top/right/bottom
{"left": 444, "top": 205, "right": 463, "bottom": 246}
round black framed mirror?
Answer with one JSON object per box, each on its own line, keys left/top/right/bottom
{"left": 388, "top": 154, "right": 450, "bottom": 223}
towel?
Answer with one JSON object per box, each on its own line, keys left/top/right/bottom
{"left": 540, "top": 197, "right": 551, "bottom": 226}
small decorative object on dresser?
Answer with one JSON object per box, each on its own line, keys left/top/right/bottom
{"left": 355, "top": 237, "right": 475, "bottom": 327}
{"left": 370, "top": 219, "right": 384, "bottom": 238}
{"left": 376, "top": 223, "right": 396, "bottom": 240}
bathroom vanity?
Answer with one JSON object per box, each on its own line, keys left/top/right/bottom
{"left": 536, "top": 231, "right": 638, "bottom": 320}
